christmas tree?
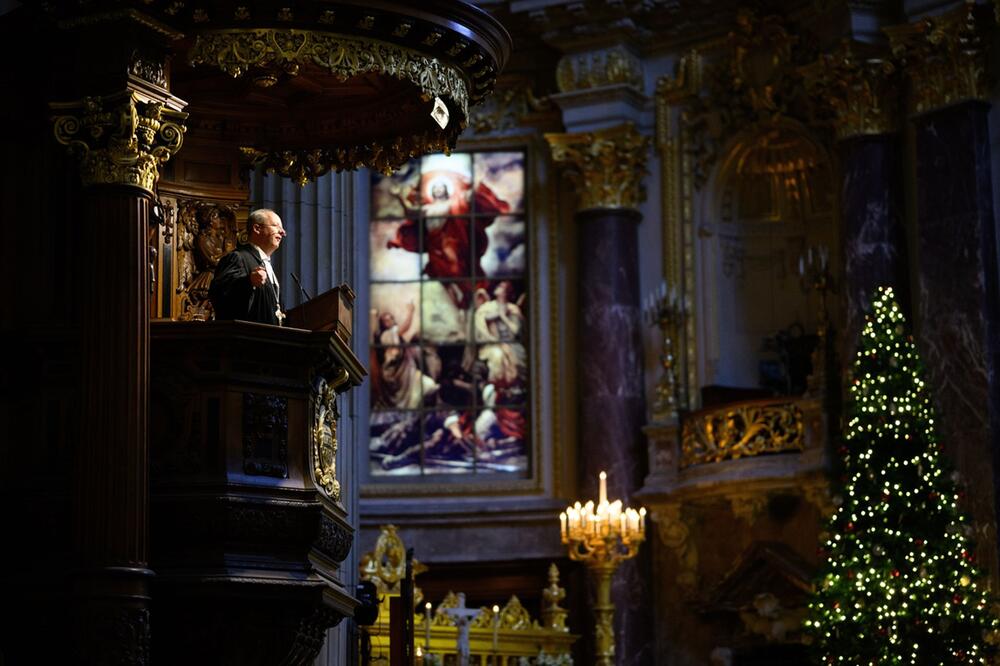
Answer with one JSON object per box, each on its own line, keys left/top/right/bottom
{"left": 805, "top": 286, "right": 998, "bottom": 664}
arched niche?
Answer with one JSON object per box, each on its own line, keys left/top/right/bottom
{"left": 696, "top": 121, "right": 838, "bottom": 397}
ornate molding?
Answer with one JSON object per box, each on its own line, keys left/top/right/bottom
{"left": 312, "top": 373, "right": 346, "bottom": 501}
{"left": 468, "top": 82, "right": 553, "bottom": 135}
{"left": 239, "top": 132, "right": 450, "bottom": 185}
{"left": 651, "top": 504, "right": 699, "bottom": 589}
{"left": 188, "top": 29, "right": 470, "bottom": 121}
{"left": 886, "top": 2, "right": 991, "bottom": 115}
{"left": 316, "top": 513, "right": 353, "bottom": 564}
{"left": 51, "top": 91, "right": 187, "bottom": 193}
{"left": 555, "top": 45, "right": 643, "bottom": 93}
{"left": 545, "top": 122, "right": 650, "bottom": 212}
{"left": 680, "top": 399, "right": 805, "bottom": 469}
{"left": 803, "top": 41, "right": 899, "bottom": 140}
{"left": 729, "top": 493, "right": 768, "bottom": 526}
{"left": 242, "top": 393, "right": 289, "bottom": 478}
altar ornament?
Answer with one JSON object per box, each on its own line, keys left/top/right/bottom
{"left": 643, "top": 278, "right": 687, "bottom": 420}
{"left": 560, "top": 471, "right": 646, "bottom": 666}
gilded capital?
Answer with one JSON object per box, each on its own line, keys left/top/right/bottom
{"left": 804, "top": 42, "right": 899, "bottom": 140}
{"left": 886, "top": 2, "right": 991, "bottom": 115}
{"left": 52, "top": 91, "right": 187, "bottom": 193}
{"left": 555, "top": 45, "right": 643, "bottom": 93}
{"left": 545, "top": 123, "right": 650, "bottom": 212}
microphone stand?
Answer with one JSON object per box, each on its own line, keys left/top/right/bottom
{"left": 290, "top": 272, "right": 311, "bottom": 303}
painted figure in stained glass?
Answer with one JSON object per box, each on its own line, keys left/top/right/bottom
{"left": 474, "top": 383, "right": 527, "bottom": 473}
{"left": 371, "top": 302, "right": 439, "bottom": 409}
{"left": 385, "top": 162, "right": 511, "bottom": 306}
{"left": 368, "top": 151, "right": 529, "bottom": 478}
{"left": 473, "top": 280, "right": 527, "bottom": 401}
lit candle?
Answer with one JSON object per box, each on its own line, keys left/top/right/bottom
{"left": 599, "top": 471, "right": 607, "bottom": 506}
{"left": 492, "top": 604, "right": 500, "bottom": 651}
{"left": 425, "top": 601, "right": 432, "bottom": 649}
{"left": 559, "top": 511, "right": 567, "bottom": 541}
{"left": 639, "top": 507, "right": 647, "bottom": 535}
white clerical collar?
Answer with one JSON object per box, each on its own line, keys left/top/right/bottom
{"left": 250, "top": 243, "right": 271, "bottom": 262}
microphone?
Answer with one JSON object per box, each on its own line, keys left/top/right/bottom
{"left": 290, "top": 272, "right": 311, "bottom": 302}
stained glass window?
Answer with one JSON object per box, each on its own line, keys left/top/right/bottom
{"left": 369, "top": 151, "right": 528, "bottom": 478}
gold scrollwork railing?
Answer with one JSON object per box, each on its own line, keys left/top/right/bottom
{"left": 680, "top": 398, "right": 805, "bottom": 469}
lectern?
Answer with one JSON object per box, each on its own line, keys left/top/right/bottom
{"left": 286, "top": 283, "right": 356, "bottom": 344}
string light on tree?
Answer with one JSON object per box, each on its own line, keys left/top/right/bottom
{"left": 804, "top": 286, "right": 1000, "bottom": 663}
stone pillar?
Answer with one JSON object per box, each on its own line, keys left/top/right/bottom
{"left": 889, "top": 3, "right": 1000, "bottom": 584}
{"left": 51, "top": 83, "right": 187, "bottom": 662}
{"left": 547, "top": 123, "right": 652, "bottom": 664}
{"left": 806, "top": 43, "right": 907, "bottom": 360}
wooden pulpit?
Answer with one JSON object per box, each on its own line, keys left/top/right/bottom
{"left": 286, "top": 283, "right": 355, "bottom": 344}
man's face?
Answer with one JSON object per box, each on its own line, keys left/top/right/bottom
{"left": 431, "top": 183, "right": 448, "bottom": 200}
{"left": 251, "top": 213, "right": 285, "bottom": 255}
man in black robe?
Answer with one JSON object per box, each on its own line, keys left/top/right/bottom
{"left": 209, "top": 208, "right": 286, "bottom": 325}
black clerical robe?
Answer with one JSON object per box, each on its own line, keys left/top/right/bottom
{"left": 209, "top": 245, "right": 281, "bottom": 325}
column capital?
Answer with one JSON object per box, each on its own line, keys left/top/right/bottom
{"left": 51, "top": 90, "right": 187, "bottom": 194}
{"left": 803, "top": 41, "right": 900, "bottom": 140}
{"left": 886, "top": 2, "right": 991, "bottom": 116}
{"left": 545, "top": 122, "right": 650, "bottom": 212}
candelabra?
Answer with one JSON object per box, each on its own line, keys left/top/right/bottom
{"left": 643, "top": 279, "right": 686, "bottom": 421}
{"left": 560, "top": 472, "right": 646, "bottom": 666}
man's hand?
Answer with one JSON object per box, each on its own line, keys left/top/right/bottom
{"left": 250, "top": 266, "right": 268, "bottom": 287}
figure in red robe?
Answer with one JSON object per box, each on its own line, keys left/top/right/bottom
{"left": 387, "top": 176, "right": 510, "bottom": 307}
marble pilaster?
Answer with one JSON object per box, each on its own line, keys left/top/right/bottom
{"left": 914, "top": 101, "right": 1000, "bottom": 584}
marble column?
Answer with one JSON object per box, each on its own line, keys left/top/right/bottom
{"left": 548, "top": 123, "right": 653, "bottom": 665}
{"left": 891, "top": 1, "right": 999, "bottom": 583}
{"left": 913, "top": 101, "right": 1000, "bottom": 580}
{"left": 839, "top": 134, "right": 907, "bottom": 358}
{"left": 805, "top": 44, "right": 907, "bottom": 360}
{"left": 52, "top": 86, "right": 187, "bottom": 662}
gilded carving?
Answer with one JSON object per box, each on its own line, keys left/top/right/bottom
{"left": 886, "top": 2, "right": 991, "bottom": 115}
{"left": 312, "top": 370, "right": 349, "bottom": 502}
{"left": 51, "top": 91, "right": 187, "bottom": 193}
{"left": 803, "top": 41, "right": 898, "bottom": 139}
{"left": 239, "top": 129, "right": 454, "bottom": 185}
{"left": 652, "top": 504, "right": 698, "bottom": 589}
{"left": 680, "top": 11, "right": 819, "bottom": 187}
{"left": 174, "top": 199, "right": 239, "bottom": 321}
{"left": 681, "top": 400, "right": 805, "bottom": 468}
{"left": 545, "top": 123, "right": 650, "bottom": 211}
{"left": 739, "top": 593, "right": 807, "bottom": 643}
{"left": 359, "top": 524, "right": 427, "bottom": 595}
{"left": 187, "top": 29, "right": 470, "bottom": 121}
{"left": 469, "top": 82, "right": 552, "bottom": 135}
{"left": 555, "top": 45, "right": 643, "bottom": 93}
{"left": 541, "top": 563, "right": 569, "bottom": 632}
{"left": 656, "top": 54, "right": 702, "bottom": 411}
{"left": 129, "top": 51, "right": 168, "bottom": 89}
{"left": 729, "top": 493, "right": 768, "bottom": 525}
